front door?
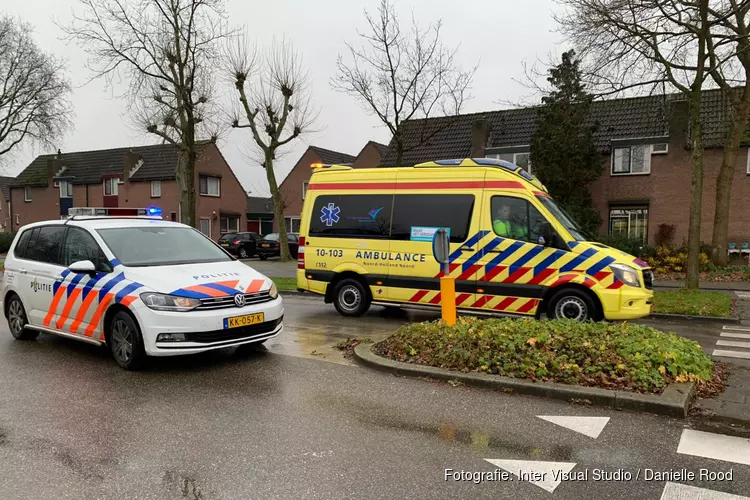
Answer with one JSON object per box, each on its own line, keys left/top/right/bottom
{"left": 23, "top": 225, "right": 67, "bottom": 326}
{"left": 471, "top": 193, "right": 567, "bottom": 316}
{"left": 200, "top": 218, "right": 211, "bottom": 238}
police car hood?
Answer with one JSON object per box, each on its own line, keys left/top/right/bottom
{"left": 573, "top": 241, "right": 651, "bottom": 270}
{"left": 123, "top": 260, "right": 272, "bottom": 298}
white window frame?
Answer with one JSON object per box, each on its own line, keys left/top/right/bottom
{"left": 59, "top": 181, "right": 73, "bottom": 199}
{"left": 103, "top": 178, "right": 119, "bottom": 196}
{"left": 199, "top": 218, "right": 211, "bottom": 237}
{"left": 200, "top": 176, "right": 220, "bottom": 197}
{"left": 611, "top": 145, "right": 652, "bottom": 176}
{"left": 285, "top": 216, "right": 301, "bottom": 234}
{"left": 609, "top": 207, "right": 649, "bottom": 242}
{"left": 486, "top": 150, "right": 532, "bottom": 173}
{"left": 302, "top": 181, "right": 309, "bottom": 200}
{"left": 746, "top": 149, "right": 750, "bottom": 174}
{"left": 24, "top": 186, "right": 31, "bottom": 202}
{"left": 151, "top": 180, "right": 161, "bottom": 198}
{"left": 651, "top": 143, "right": 668, "bottom": 154}
{"left": 219, "top": 215, "right": 240, "bottom": 234}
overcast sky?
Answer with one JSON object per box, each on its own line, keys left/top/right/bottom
{"left": 3, "top": 0, "right": 565, "bottom": 197}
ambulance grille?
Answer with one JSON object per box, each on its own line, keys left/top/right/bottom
{"left": 195, "top": 291, "right": 274, "bottom": 310}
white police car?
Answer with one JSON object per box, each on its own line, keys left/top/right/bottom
{"left": 0, "top": 207, "right": 284, "bottom": 369}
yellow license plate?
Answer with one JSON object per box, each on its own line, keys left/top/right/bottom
{"left": 221, "top": 243, "right": 229, "bottom": 247}
{"left": 261, "top": 243, "right": 270, "bottom": 248}
{"left": 224, "top": 312, "right": 264, "bottom": 329}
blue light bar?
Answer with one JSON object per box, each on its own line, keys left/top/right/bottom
{"left": 147, "top": 206, "right": 162, "bottom": 216}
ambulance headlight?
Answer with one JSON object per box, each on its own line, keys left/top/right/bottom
{"left": 140, "top": 292, "right": 200, "bottom": 311}
{"left": 268, "top": 282, "right": 278, "bottom": 299}
{"left": 610, "top": 264, "right": 640, "bottom": 287}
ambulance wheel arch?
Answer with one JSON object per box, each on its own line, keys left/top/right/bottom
{"left": 542, "top": 284, "right": 603, "bottom": 322}
{"left": 324, "top": 271, "right": 372, "bottom": 317}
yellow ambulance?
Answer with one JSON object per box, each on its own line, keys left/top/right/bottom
{"left": 296, "top": 158, "right": 654, "bottom": 322}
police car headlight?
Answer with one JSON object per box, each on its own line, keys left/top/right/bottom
{"left": 140, "top": 292, "right": 200, "bottom": 311}
{"left": 268, "top": 282, "right": 278, "bottom": 299}
{"left": 610, "top": 264, "right": 641, "bottom": 287}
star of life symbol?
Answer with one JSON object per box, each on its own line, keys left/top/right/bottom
{"left": 320, "top": 203, "right": 340, "bottom": 227}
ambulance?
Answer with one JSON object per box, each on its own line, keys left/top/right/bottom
{"left": 296, "top": 158, "right": 654, "bottom": 322}
{"left": 0, "top": 207, "right": 283, "bottom": 369}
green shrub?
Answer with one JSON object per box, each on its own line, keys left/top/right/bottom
{"left": 378, "top": 317, "right": 713, "bottom": 393}
{"left": 596, "top": 233, "right": 644, "bottom": 257}
{"left": 646, "top": 246, "right": 710, "bottom": 274}
{"left": 0, "top": 232, "right": 15, "bottom": 254}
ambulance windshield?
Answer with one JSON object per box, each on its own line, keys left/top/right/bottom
{"left": 97, "top": 226, "right": 232, "bottom": 267}
{"left": 536, "top": 196, "right": 588, "bottom": 241}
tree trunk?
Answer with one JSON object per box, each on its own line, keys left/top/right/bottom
{"left": 686, "top": 95, "right": 706, "bottom": 290}
{"left": 711, "top": 88, "right": 750, "bottom": 266}
{"left": 176, "top": 150, "right": 197, "bottom": 229}
{"left": 266, "top": 154, "right": 292, "bottom": 262}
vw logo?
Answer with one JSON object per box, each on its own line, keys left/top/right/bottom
{"left": 234, "top": 294, "right": 246, "bottom": 307}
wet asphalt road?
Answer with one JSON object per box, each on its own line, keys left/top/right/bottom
{"left": 0, "top": 295, "right": 749, "bottom": 499}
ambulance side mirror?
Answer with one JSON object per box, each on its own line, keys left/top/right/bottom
{"left": 69, "top": 260, "right": 96, "bottom": 275}
{"left": 539, "top": 222, "right": 553, "bottom": 247}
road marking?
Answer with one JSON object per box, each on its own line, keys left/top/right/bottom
{"left": 712, "top": 349, "right": 750, "bottom": 360}
{"left": 483, "top": 459, "right": 576, "bottom": 493}
{"left": 677, "top": 429, "right": 750, "bottom": 466}
{"left": 723, "top": 325, "right": 750, "bottom": 332}
{"left": 660, "top": 482, "right": 750, "bottom": 500}
{"left": 716, "top": 340, "right": 750, "bottom": 349}
{"left": 536, "top": 415, "right": 609, "bottom": 439}
{"left": 735, "top": 292, "right": 750, "bottom": 300}
{"left": 721, "top": 332, "right": 750, "bottom": 339}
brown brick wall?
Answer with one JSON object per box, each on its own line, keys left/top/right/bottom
{"left": 11, "top": 186, "right": 60, "bottom": 230}
{"left": 352, "top": 143, "right": 383, "bottom": 169}
{"left": 275, "top": 148, "right": 322, "bottom": 231}
{"left": 194, "top": 144, "right": 247, "bottom": 241}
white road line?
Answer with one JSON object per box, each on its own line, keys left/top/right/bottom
{"left": 716, "top": 340, "right": 750, "bottom": 349}
{"left": 721, "top": 332, "right": 750, "bottom": 340}
{"left": 536, "top": 416, "right": 610, "bottom": 439}
{"left": 483, "top": 459, "right": 576, "bottom": 493}
{"left": 735, "top": 291, "right": 750, "bottom": 300}
{"left": 713, "top": 349, "right": 750, "bottom": 360}
{"left": 660, "top": 482, "right": 750, "bottom": 500}
{"left": 723, "top": 325, "right": 750, "bottom": 332}
{"left": 677, "top": 429, "right": 750, "bottom": 466}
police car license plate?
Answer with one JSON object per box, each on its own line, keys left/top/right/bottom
{"left": 224, "top": 312, "right": 264, "bottom": 329}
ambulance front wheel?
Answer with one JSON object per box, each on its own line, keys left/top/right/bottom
{"left": 333, "top": 279, "right": 371, "bottom": 317}
{"left": 547, "top": 288, "right": 600, "bottom": 322}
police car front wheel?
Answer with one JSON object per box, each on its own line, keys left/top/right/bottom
{"left": 6, "top": 295, "right": 38, "bottom": 340}
{"left": 108, "top": 311, "right": 145, "bottom": 370}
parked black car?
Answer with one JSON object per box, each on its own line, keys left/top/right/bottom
{"left": 257, "top": 233, "right": 299, "bottom": 260}
{"left": 218, "top": 232, "right": 263, "bottom": 259}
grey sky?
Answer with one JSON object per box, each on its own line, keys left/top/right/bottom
{"left": 3, "top": 0, "right": 564, "bottom": 197}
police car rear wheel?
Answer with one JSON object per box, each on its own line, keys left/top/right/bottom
{"left": 7, "top": 296, "right": 37, "bottom": 340}
{"left": 109, "top": 311, "right": 145, "bottom": 370}
{"left": 333, "top": 279, "right": 370, "bottom": 317}
{"left": 548, "top": 289, "right": 597, "bottom": 322}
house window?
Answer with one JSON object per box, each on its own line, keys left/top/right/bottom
{"left": 488, "top": 151, "right": 532, "bottom": 173}
{"left": 220, "top": 216, "right": 240, "bottom": 233}
{"left": 609, "top": 207, "right": 649, "bottom": 241}
{"left": 59, "top": 181, "right": 72, "bottom": 198}
{"left": 199, "top": 218, "right": 211, "bottom": 236}
{"left": 612, "top": 145, "right": 651, "bottom": 175}
{"left": 103, "top": 178, "right": 119, "bottom": 196}
{"left": 285, "top": 217, "right": 302, "bottom": 234}
{"left": 24, "top": 187, "right": 31, "bottom": 202}
{"left": 199, "top": 176, "right": 220, "bottom": 196}
{"left": 151, "top": 180, "right": 161, "bottom": 198}
{"left": 302, "top": 181, "right": 309, "bottom": 200}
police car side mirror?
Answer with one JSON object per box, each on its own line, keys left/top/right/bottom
{"left": 69, "top": 260, "right": 96, "bottom": 275}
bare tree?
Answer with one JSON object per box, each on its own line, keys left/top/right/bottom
{"left": 557, "top": 0, "right": 723, "bottom": 289}
{"left": 62, "top": 0, "right": 230, "bottom": 228}
{"left": 228, "top": 38, "right": 316, "bottom": 262}
{"left": 0, "top": 16, "right": 72, "bottom": 161}
{"left": 332, "top": 0, "right": 475, "bottom": 166}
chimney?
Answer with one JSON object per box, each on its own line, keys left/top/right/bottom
{"left": 46, "top": 157, "right": 63, "bottom": 186}
{"left": 123, "top": 150, "right": 139, "bottom": 184}
{"left": 470, "top": 119, "right": 492, "bottom": 158}
{"left": 667, "top": 98, "right": 689, "bottom": 149}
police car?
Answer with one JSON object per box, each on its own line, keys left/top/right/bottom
{"left": 0, "top": 207, "right": 284, "bottom": 369}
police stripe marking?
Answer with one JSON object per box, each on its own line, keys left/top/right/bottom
{"left": 245, "top": 279, "right": 265, "bottom": 294}
{"left": 66, "top": 274, "right": 86, "bottom": 297}
{"left": 85, "top": 293, "right": 115, "bottom": 337}
{"left": 81, "top": 273, "right": 107, "bottom": 301}
{"left": 43, "top": 286, "right": 67, "bottom": 327}
{"left": 200, "top": 282, "right": 243, "bottom": 296}
{"left": 98, "top": 273, "right": 126, "bottom": 301}
{"left": 560, "top": 248, "right": 597, "bottom": 273}
{"left": 115, "top": 282, "right": 143, "bottom": 304}
{"left": 56, "top": 287, "right": 82, "bottom": 330}
{"left": 70, "top": 292, "right": 100, "bottom": 334}
{"left": 109, "top": 258, "right": 121, "bottom": 268}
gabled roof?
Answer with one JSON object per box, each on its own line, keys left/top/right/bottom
{"left": 367, "top": 141, "right": 390, "bottom": 156}
{"left": 309, "top": 146, "right": 356, "bottom": 165}
{"left": 0, "top": 176, "right": 14, "bottom": 201}
{"left": 380, "top": 89, "right": 740, "bottom": 166}
{"left": 12, "top": 143, "right": 210, "bottom": 187}
{"left": 247, "top": 196, "right": 273, "bottom": 214}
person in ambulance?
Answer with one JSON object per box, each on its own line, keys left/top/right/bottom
{"left": 0, "top": 208, "right": 283, "bottom": 370}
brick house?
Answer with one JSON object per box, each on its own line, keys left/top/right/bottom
{"left": 0, "top": 176, "right": 14, "bottom": 231}
{"left": 380, "top": 90, "right": 750, "bottom": 246}
{"left": 10, "top": 142, "right": 247, "bottom": 241}
{"left": 246, "top": 196, "right": 274, "bottom": 235}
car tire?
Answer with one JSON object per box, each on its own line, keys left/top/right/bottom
{"left": 239, "top": 247, "right": 248, "bottom": 259}
{"left": 6, "top": 295, "right": 38, "bottom": 340}
{"left": 547, "top": 288, "right": 599, "bottom": 322}
{"left": 259, "top": 254, "right": 268, "bottom": 261}
{"left": 333, "top": 278, "right": 371, "bottom": 317}
{"left": 108, "top": 310, "right": 146, "bottom": 370}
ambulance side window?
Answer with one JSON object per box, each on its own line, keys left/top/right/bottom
{"left": 390, "top": 194, "right": 474, "bottom": 243}
{"left": 491, "top": 196, "right": 548, "bottom": 244}
{"left": 63, "top": 227, "right": 111, "bottom": 272}
{"left": 309, "top": 194, "right": 393, "bottom": 239}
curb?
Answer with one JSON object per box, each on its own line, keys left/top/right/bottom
{"left": 646, "top": 313, "right": 740, "bottom": 324}
{"left": 353, "top": 343, "right": 695, "bottom": 418}
{"left": 279, "top": 290, "right": 304, "bottom": 296}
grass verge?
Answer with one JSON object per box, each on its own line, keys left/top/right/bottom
{"left": 376, "top": 317, "right": 713, "bottom": 394}
{"left": 653, "top": 289, "right": 732, "bottom": 317}
{"left": 271, "top": 277, "right": 297, "bottom": 291}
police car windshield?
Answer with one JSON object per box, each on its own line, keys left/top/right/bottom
{"left": 97, "top": 226, "right": 232, "bottom": 267}
{"left": 536, "top": 196, "right": 589, "bottom": 241}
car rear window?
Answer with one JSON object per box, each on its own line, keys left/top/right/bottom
{"left": 264, "top": 233, "right": 279, "bottom": 241}
{"left": 219, "top": 233, "right": 237, "bottom": 242}
{"left": 97, "top": 226, "right": 232, "bottom": 267}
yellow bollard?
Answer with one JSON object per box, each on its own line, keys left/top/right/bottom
{"left": 440, "top": 276, "right": 457, "bottom": 326}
